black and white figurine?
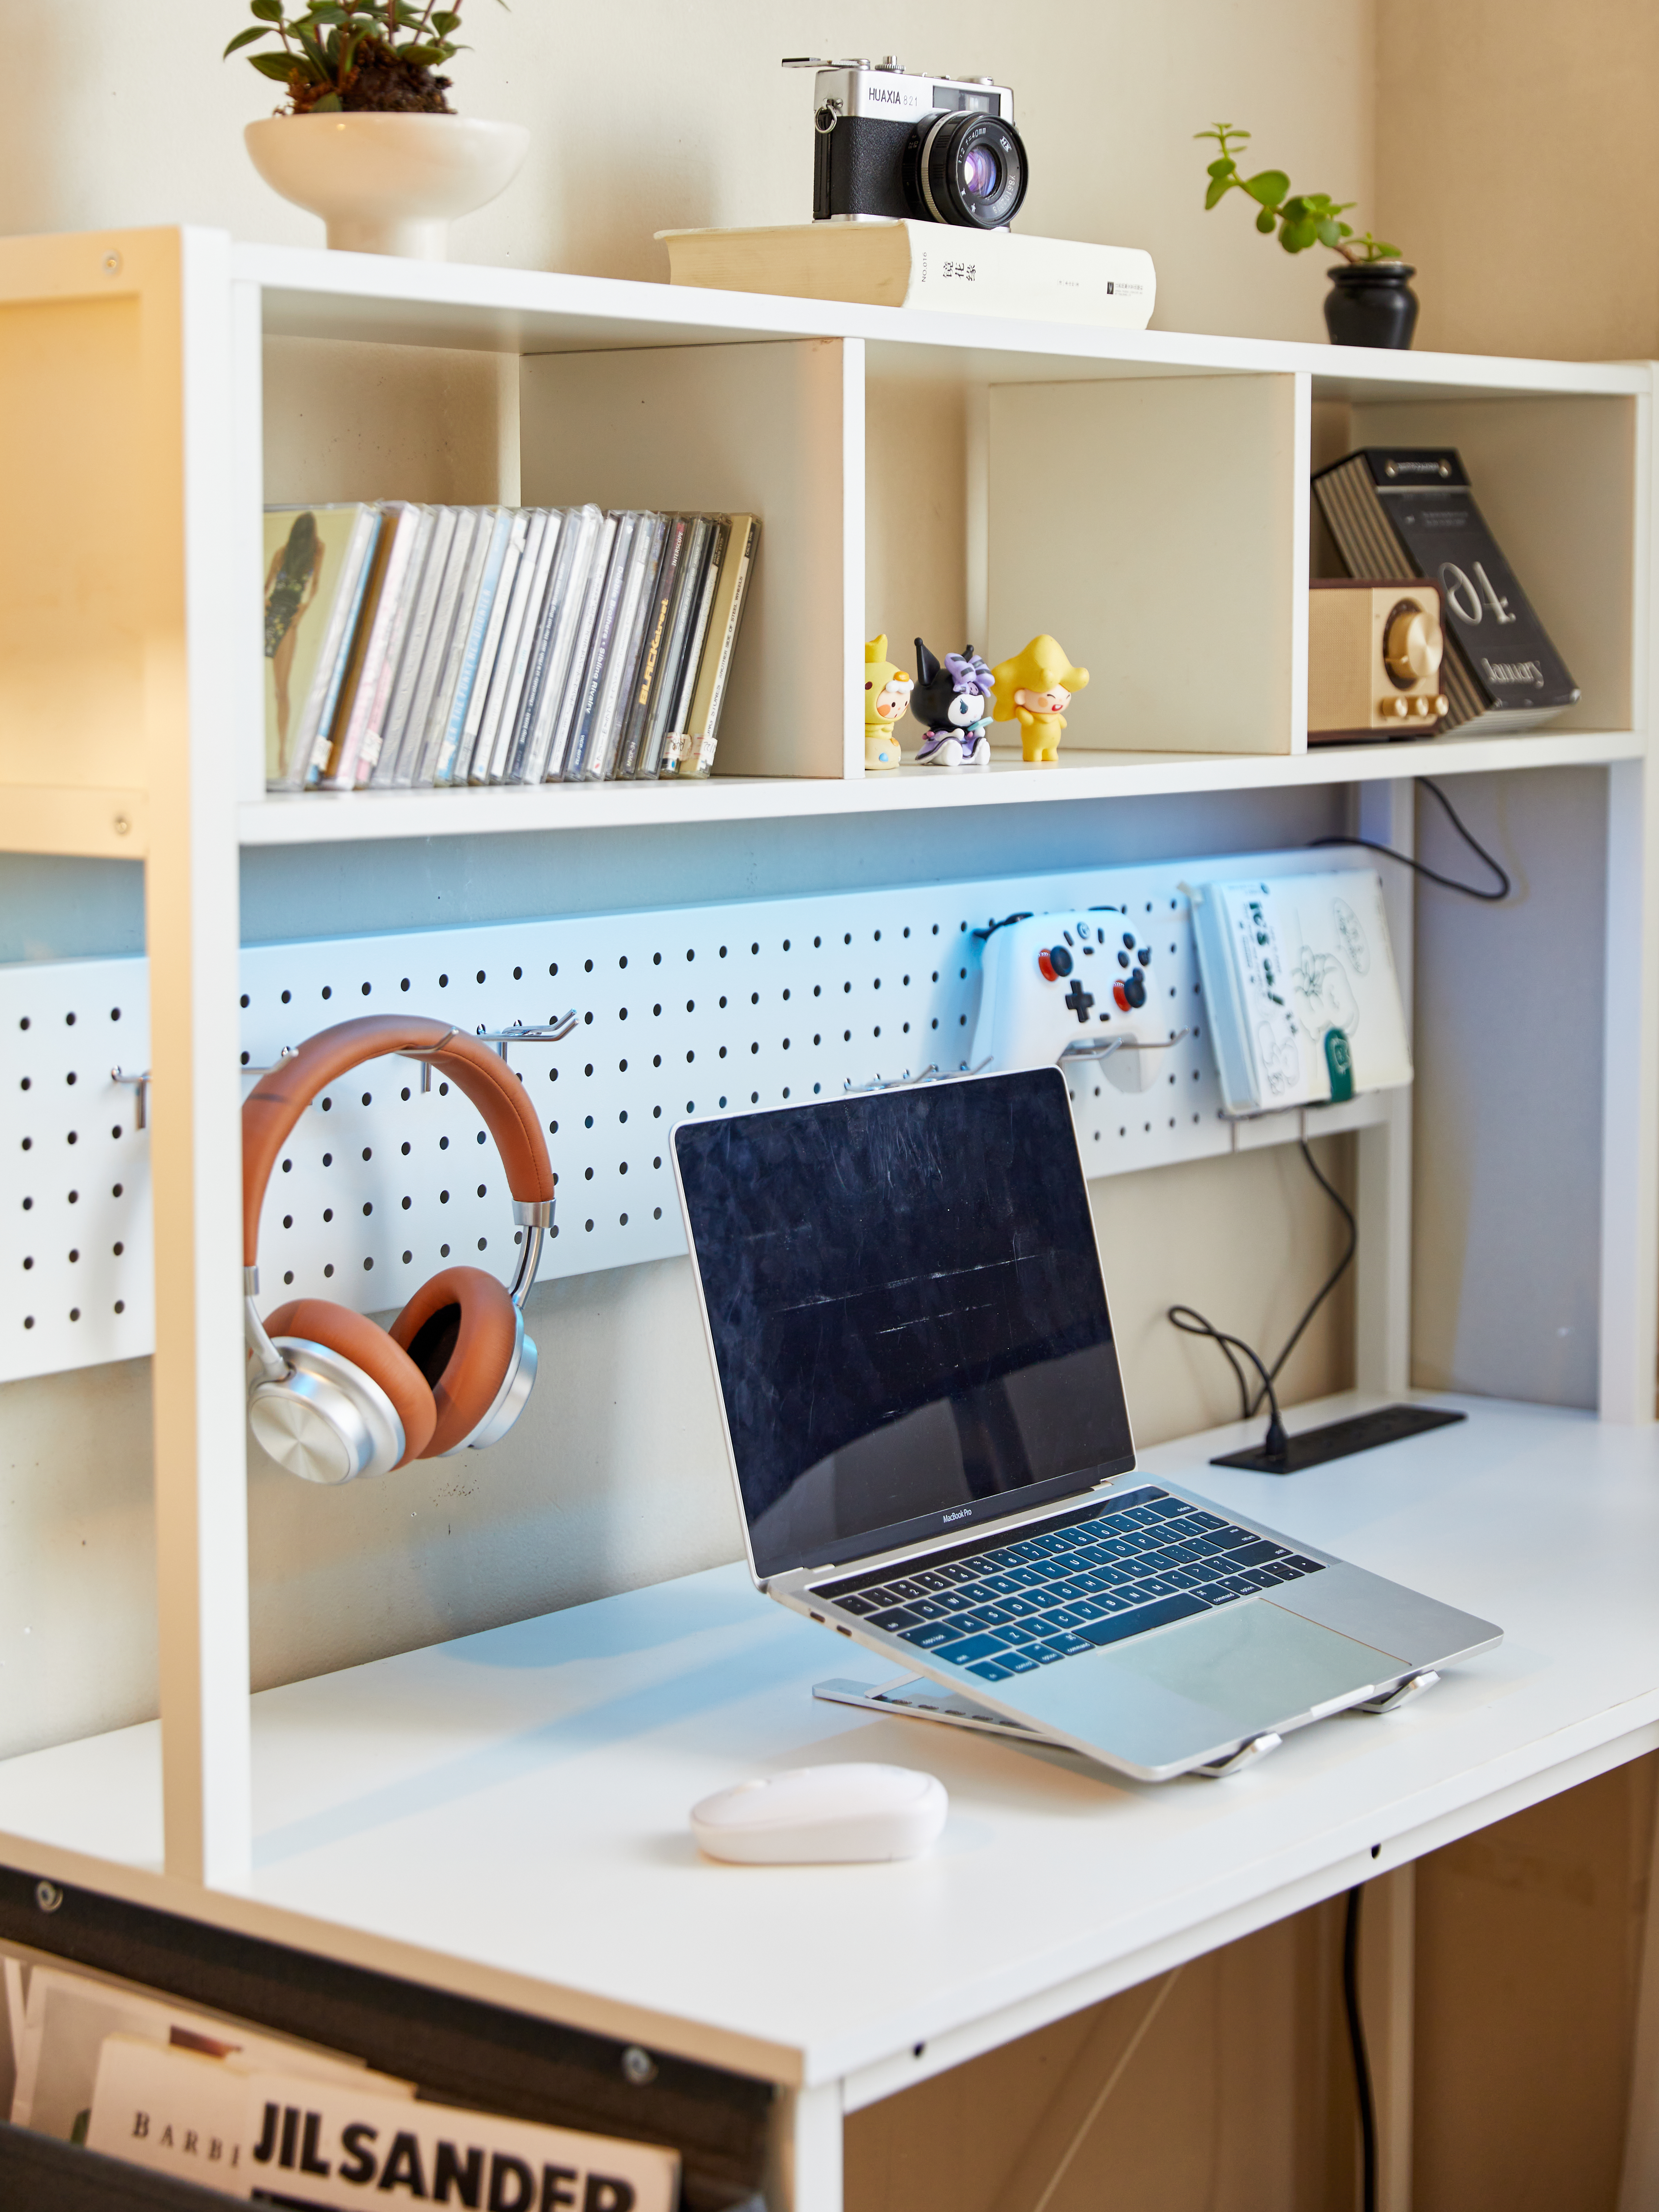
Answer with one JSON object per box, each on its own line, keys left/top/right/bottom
{"left": 911, "top": 639, "right": 995, "bottom": 768}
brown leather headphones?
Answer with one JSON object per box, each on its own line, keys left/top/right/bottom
{"left": 242, "top": 1016, "right": 556, "bottom": 1485}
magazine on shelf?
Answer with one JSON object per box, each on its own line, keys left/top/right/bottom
{"left": 474, "top": 508, "right": 554, "bottom": 784}
{"left": 9, "top": 1960, "right": 408, "bottom": 2146}
{"left": 658, "top": 517, "right": 728, "bottom": 773}
{"left": 662, "top": 513, "right": 760, "bottom": 778}
{"left": 453, "top": 507, "right": 530, "bottom": 783}
{"left": 371, "top": 504, "right": 459, "bottom": 788}
{"left": 638, "top": 515, "right": 714, "bottom": 778}
{"left": 393, "top": 506, "right": 481, "bottom": 788}
{"left": 261, "top": 499, "right": 761, "bottom": 792}
{"left": 592, "top": 513, "right": 669, "bottom": 781}
{"left": 516, "top": 504, "right": 604, "bottom": 783}
{"left": 349, "top": 504, "right": 435, "bottom": 786}
{"left": 262, "top": 503, "right": 381, "bottom": 792}
{"left": 430, "top": 506, "right": 513, "bottom": 785}
{"left": 617, "top": 515, "right": 692, "bottom": 779}
{"left": 83, "top": 2039, "right": 679, "bottom": 2212}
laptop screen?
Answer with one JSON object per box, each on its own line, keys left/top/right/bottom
{"left": 674, "top": 1068, "right": 1136, "bottom": 1580}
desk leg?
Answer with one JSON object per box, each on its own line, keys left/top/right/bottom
{"left": 1361, "top": 1866, "right": 1416, "bottom": 2212}
{"left": 767, "top": 2082, "right": 843, "bottom": 2212}
{"left": 1616, "top": 1796, "right": 1659, "bottom": 2212}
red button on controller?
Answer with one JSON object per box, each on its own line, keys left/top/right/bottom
{"left": 1038, "top": 950, "right": 1058, "bottom": 982}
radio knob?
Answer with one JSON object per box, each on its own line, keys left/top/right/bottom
{"left": 1385, "top": 602, "right": 1443, "bottom": 686}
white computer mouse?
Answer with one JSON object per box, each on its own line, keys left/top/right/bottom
{"left": 689, "top": 1763, "right": 948, "bottom": 1864}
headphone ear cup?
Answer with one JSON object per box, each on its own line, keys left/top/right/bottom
{"left": 262, "top": 1299, "right": 438, "bottom": 1471}
{"left": 389, "top": 1267, "right": 522, "bottom": 1457}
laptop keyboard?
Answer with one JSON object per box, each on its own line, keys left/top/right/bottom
{"left": 809, "top": 1486, "right": 1325, "bottom": 1683}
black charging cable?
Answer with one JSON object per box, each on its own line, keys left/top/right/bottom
{"left": 1310, "top": 774, "right": 1511, "bottom": 902}
{"left": 1167, "top": 1140, "right": 1356, "bottom": 1451}
{"left": 1344, "top": 1886, "right": 1379, "bottom": 2212}
{"left": 1167, "top": 1306, "right": 1289, "bottom": 1462}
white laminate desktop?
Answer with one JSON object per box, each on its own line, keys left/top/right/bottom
{"left": 2, "top": 1392, "right": 1657, "bottom": 2146}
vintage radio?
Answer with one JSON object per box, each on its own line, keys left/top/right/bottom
{"left": 1308, "top": 578, "right": 1448, "bottom": 743}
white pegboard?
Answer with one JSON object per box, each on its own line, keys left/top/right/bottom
{"left": 2, "top": 855, "right": 1389, "bottom": 1381}
{"left": 2, "top": 959, "right": 156, "bottom": 1383}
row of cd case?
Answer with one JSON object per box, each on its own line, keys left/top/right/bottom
{"left": 263, "top": 499, "right": 759, "bottom": 793}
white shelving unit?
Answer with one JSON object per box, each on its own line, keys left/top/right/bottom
{"left": 1, "top": 225, "right": 1656, "bottom": 1921}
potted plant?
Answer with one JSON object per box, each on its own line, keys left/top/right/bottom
{"left": 1195, "top": 124, "right": 1418, "bottom": 349}
{"left": 232, "top": 0, "right": 528, "bottom": 259}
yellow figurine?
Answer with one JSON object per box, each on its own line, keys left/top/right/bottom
{"left": 864, "top": 635, "right": 914, "bottom": 770}
{"left": 992, "top": 635, "right": 1089, "bottom": 763}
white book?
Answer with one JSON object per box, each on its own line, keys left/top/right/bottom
{"left": 454, "top": 507, "right": 531, "bottom": 783}
{"left": 393, "top": 506, "right": 479, "bottom": 787}
{"left": 657, "top": 220, "right": 1156, "bottom": 328}
{"left": 1190, "top": 869, "right": 1413, "bottom": 1116}
{"left": 482, "top": 508, "right": 561, "bottom": 784}
{"left": 371, "top": 503, "right": 458, "bottom": 788}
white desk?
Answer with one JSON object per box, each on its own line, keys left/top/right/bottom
{"left": 5, "top": 1391, "right": 1659, "bottom": 2209}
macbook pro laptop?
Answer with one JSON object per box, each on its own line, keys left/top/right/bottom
{"left": 673, "top": 1068, "right": 1500, "bottom": 1782}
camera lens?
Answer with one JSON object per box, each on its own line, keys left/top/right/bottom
{"left": 904, "top": 110, "right": 1028, "bottom": 228}
{"left": 961, "top": 145, "right": 1001, "bottom": 195}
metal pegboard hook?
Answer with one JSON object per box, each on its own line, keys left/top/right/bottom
{"left": 110, "top": 1067, "right": 151, "bottom": 1131}
{"left": 472, "top": 1012, "right": 580, "bottom": 1073}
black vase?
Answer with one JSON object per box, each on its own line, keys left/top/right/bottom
{"left": 1324, "top": 262, "right": 1420, "bottom": 349}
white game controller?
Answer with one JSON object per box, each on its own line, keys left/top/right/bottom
{"left": 972, "top": 910, "right": 1184, "bottom": 1093}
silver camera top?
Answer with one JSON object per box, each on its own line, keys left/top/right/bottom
{"left": 780, "top": 58, "right": 1015, "bottom": 130}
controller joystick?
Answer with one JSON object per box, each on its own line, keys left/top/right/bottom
{"left": 972, "top": 910, "right": 1184, "bottom": 1095}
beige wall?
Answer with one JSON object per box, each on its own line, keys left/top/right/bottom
{"left": 1376, "top": 0, "right": 1659, "bottom": 360}
{"left": 0, "top": 0, "right": 1376, "bottom": 343}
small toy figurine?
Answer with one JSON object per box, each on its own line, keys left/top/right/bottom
{"left": 991, "top": 635, "right": 1090, "bottom": 763}
{"left": 911, "top": 639, "right": 995, "bottom": 768}
{"left": 864, "top": 635, "right": 914, "bottom": 770}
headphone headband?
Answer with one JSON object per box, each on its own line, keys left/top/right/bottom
{"left": 242, "top": 1015, "right": 555, "bottom": 1268}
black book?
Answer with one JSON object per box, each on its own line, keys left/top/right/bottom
{"left": 1312, "top": 448, "right": 1579, "bottom": 732}
{"left": 618, "top": 515, "right": 691, "bottom": 779}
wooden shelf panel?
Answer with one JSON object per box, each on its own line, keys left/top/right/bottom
{"left": 236, "top": 730, "right": 1646, "bottom": 848}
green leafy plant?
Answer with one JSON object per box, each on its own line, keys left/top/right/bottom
{"left": 224, "top": 0, "right": 501, "bottom": 116}
{"left": 1196, "top": 124, "right": 1399, "bottom": 263}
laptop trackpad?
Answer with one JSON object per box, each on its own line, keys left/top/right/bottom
{"left": 1100, "top": 1600, "right": 1384, "bottom": 1731}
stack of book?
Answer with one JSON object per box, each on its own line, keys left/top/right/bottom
{"left": 263, "top": 503, "right": 759, "bottom": 794}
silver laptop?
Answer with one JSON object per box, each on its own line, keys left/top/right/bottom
{"left": 672, "top": 1068, "right": 1500, "bottom": 1783}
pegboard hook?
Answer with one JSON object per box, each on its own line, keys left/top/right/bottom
{"left": 473, "top": 1012, "right": 579, "bottom": 1071}
{"left": 111, "top": 1067, "right": 151, "bottom": 1131}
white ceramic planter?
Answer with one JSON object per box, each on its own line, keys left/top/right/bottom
{"left": 246, "top": 113, "right": 530, "bottom": 259}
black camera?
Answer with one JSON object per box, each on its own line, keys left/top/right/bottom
{"left": 782, "top": 57, "right": 1028, "bottom": 230}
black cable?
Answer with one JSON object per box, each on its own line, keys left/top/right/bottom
{"left": 1310, "top": 775, "right": 1511, "bottom": 902}
{"left": 1343, "top": 1886, "right": 1379, "bottom": 2212}
{"left": 1167, "top": 1306, "right": 1288, "bottom": 1459}
{"left": 1167, "top": 1140, "right": 1357, "bottom": 1430}
{"left": 1246, "top": 1140, "right": 1358, "bottom": 1417}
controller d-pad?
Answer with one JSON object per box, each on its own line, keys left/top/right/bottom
{"left": 1063, "top": 978, "right": 1095, "bottom": 1024}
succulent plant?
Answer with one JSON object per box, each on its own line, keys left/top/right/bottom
{"left": 225, "top": 0, "right": 501, "bottom": 116}
{"left": 1196, "top": 124, "right": 1400, "bottom": 263}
